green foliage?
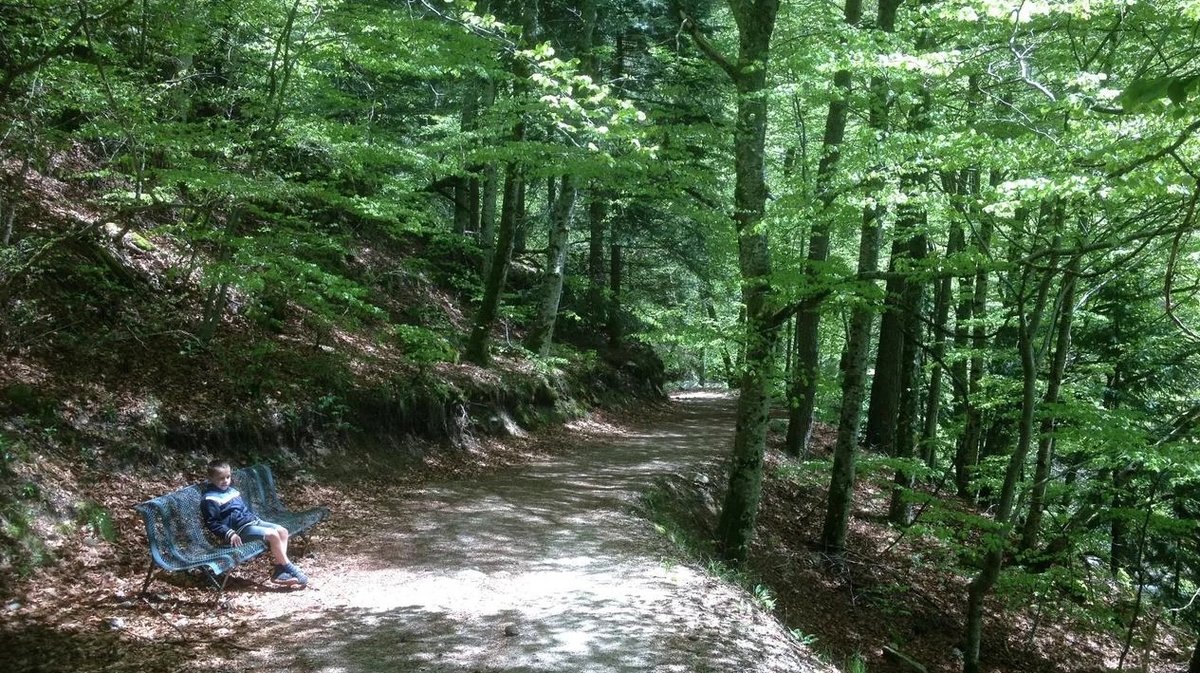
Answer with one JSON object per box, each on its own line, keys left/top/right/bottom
{"left": 392, "top": 324, "right": 458, "bottom": 364}
{"left": 844, "top": 653, "right": 869, "bottom": 673}
{"left": 74, "top": 501, "right": 116, "bottom": 543}
{"left": 790, "top": 628, "right": 819, "bottom": 647}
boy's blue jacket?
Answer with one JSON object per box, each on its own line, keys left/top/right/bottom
{"left": 201, "top": 483, "right": 258, "bottom": 541}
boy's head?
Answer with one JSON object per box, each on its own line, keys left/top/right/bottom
{"left": 207, "top": 460, "right": 232, "bottom": 489}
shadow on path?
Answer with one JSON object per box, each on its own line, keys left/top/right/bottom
{"left": 242, "top": 392, "right": 829, "bottom": 673}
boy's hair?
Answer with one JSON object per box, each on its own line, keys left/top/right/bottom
{"left": 207, "top": 459, "right": 231, "bottom": 479}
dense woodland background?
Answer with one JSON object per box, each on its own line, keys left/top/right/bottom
{"left": 2, "top": 1, "right": 1200, "bottom": 672}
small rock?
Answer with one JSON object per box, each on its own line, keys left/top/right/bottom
{"left": 5, "top": 600, "right": 21, "bottom": 612}
{"left": 503, "top": 624, "right": 519, "bottom": 637}
{"left": 108, "top": 617, "right": 125, "bottom": 630}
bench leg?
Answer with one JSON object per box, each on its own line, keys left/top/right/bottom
{"left": 141, "top": 561, "right": 157, "bottom": 594}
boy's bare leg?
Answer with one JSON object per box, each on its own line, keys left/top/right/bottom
{"left": 263, "top": 528, "right": 291, "bottom": 565}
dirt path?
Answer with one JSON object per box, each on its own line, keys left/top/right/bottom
{"left": 235, "top": 391, "right": 829, "bottom": 673}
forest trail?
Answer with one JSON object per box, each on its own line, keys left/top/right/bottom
{"left": 240, "top": 391, "right": 828, "bottom": 673}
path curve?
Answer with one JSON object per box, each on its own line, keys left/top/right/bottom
{"left": 243, "top": 391, "right": 829, "bottom": 673}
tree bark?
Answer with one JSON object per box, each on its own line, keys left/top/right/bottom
{"left": 821, "top": 202, "right": 882, "bottom": 555}
{"left": 783, "top": 0, "right": 861, "bottom": 456}
{"left": 1020, "top": 256, "right": 1079, "bottom": 551}
{"left": 525, "top": 175, "right": 577, "bottom": 354}
{"left": 607, "top": 242, "right": 623, "bottom": 347}
{"left": 888, "top": 229, "right": 928, "bottom": 525}
{"left": 865, "top": 243, "right": 906, "bottom": 454}
{"left": 820, "top": 0, "right": 899, "bottom": 556}
{"left": 685, "top": 0, "right": 781, "bottom": 566}
{"left": 465, "top": 160, "right": 522, "bottom": 365}
{"left": 887, "top": 73, "right": 933, "bottom": 523}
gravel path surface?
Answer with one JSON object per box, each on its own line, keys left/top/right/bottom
{"left": 239, "top": 391, "right": 831, "bottom": 673}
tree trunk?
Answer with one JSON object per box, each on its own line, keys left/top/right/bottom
{"left": 864, "top": 240, "right": 906, "bottom": 454}
{"left": 690, "top": 0, "right": 781, "bottom": 567}
{"left": 819, "top": 0, "right": 899, "bottom": 556}
{"left": 453, "top": 177, "right": 471, "bottom": 237}
{"left": 921, "top": 213, "right": 961, "bottom": 468}
{"left": 478, "top": 79, "right": 499, "bottom": 274}
{"left": 464, "top": 0, "right": 538, "bottom": 364}
{"left": 783, "top": 0, "right": 860, "bottom": 456}
{"left": 454, "top": 75, "right": 479, "bottom": 238}
{"left": 963, "top": 249, "right": 1058, "bottom": 673}
{"left": 586, "top": 193, "right": 607, "bottom": 326}
{"left": 704, "top": 287, "right": 736, "bottom": 384}
{"left": 955, "top": 172, "right": 997, "bottom": 496}
{"left": 963, "top": 310, "right": 1036, "bottom": 673}
{"left": 888, "top": 229, "right": 928, "bottom": 525}
{"left": 859, "top": 0, "right": 905, "bottom": 454}
{"left": 513, "top": 177, "right": 528, "bottom": 255}
{"left": 887, "top": 75, "right": 933, "bottom": 523}
{"left": 821, "top": 202, "right": 882, "bottom": 555}
{"left": 465, "top": 160, "right": 522, "bottom": 365}
{"left": 1020, "top": 256, "right": 1079, "bottom": 551}
{"left": 525, "top": 175, "right": 577, "bottom": 354}
{"left": 607, "top": 242, "right": 623, "bottom": 347}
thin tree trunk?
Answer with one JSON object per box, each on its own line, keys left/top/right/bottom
{"left": 822, "top": 202, "right": 881, "bottom": 555}
{"left": 478, "top": 80, "right": 499, "bottom": 274}
{"left": 454, "top": 77, "right": 478, "bottom": 238}
{"left": 820, "top": 0, "right": 899, "bottom": 556}
{"left": 963, "top": 247, "right": 1058, "bottom": 673}
{"left": 525, "top": 175, "right": 577, "bottom": 354}
{"left": 265, "top": 0, "right": 304, "bottom": 135}
{"left": 607, "top": 242, "right": 623, "bottom": 347}
{"left": 783, "top": 0, "right": 860, "bottom": 456}
{"left": 587, "top": 193, "right": 607, "bottom": 326}
{"left": 465, "top": 160, "right": 522, "bottom": 365}
{"left": 921, "top": 213, "right": 961, "bottom": 467}
{"left": 1020, "top": 256, "right": 1079, "bottom": 551}
{"left": 955, "top": 171, "right": 998, "bottom": 496}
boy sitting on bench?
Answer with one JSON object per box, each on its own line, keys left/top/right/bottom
{"left": 202, "top": 459, "right": 309, "bottom": 587}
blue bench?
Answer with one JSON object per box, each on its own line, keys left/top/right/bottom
{"left": 134, "top": 464, "right": 329, "bottom": 593}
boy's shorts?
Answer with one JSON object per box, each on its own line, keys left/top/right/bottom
{"left": 238, "top": 519, "right": 285, "bottom": 540}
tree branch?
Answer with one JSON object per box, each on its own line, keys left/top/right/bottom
{"left": 1163, "top": 182, "right": 1200, "bottom": 343}
{"left": 679, "top": 14, "right": 738, "bottom": 81}
{"left": 1109, "top": 117, "right": 1200, "bottom": 178}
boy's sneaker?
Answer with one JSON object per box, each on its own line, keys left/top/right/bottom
{"left": 284, "top": 563, "right": 308, "bottom": 587}
{"left": 271, "top": 565, "right": 302, "bottom": 587}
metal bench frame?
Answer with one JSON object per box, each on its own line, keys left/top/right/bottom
{"left": 134, "top": 464, "right": 329, "bottom": 594}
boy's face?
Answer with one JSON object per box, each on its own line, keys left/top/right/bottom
{"left": 209, "top": 466, "right": 232, "bottom": 490}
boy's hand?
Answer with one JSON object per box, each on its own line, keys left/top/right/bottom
{"left": 229, "top": 533, "right": 242, "bottom": 546}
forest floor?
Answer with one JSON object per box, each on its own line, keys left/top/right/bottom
{"left": 2, "top": 392, "right": 1192, "bottom": 673}
{"left": 1, "top": 391, "right": 830, "bottom": 673}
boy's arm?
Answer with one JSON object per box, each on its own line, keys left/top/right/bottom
{"left": 201, "top": 498, "right": 235, "bottom": 542}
